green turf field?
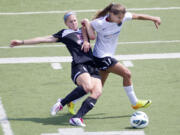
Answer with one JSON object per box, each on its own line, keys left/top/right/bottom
{"left": 0, "top": 0, "right": 180, "bottom": 135}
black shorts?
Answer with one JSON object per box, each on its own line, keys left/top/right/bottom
{"left": 93, "top": 56, "right": 118, "bottom": 71}
{"left": 71, "top": 62, "right": 101, "bottom": 84}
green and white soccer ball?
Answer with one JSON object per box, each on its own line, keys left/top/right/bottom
{"left": 130, "top": 111, "right": 149, "bottom": 128}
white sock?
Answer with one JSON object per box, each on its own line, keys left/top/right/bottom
{"left": 123, "top": 85, "right": 138, "bottom": 105}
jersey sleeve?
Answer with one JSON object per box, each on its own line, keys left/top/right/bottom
{"left": 52, "top": 29, "right": 64, "bottom": 42}
{"left": 124, "top": 12, "right": 133, "bottom": 22}
{"left": 90, "top": 18, "right": 103, "bottom": 33}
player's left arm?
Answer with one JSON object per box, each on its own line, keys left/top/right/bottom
{"left": 132, "top": 13, "right": 161, "bottom": 29}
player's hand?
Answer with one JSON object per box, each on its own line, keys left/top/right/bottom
{"left": 153, "top": 17, "right": 161, "bottom": 29}
{"left": 10, "top": 40, "right": 23, "bottom": 48}
{"left": 81, "top": 41, "right": 91, "bottom": 53}
{"left": 81, "top": 18, "right": 89, "bottom": 27}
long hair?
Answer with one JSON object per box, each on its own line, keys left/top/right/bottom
{"left": 93, "top": 3, "right": 126, "bottom": 20}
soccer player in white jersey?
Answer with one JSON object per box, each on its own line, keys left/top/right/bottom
{"left": 82, "top": 3, "right": 161, "bottom": 109}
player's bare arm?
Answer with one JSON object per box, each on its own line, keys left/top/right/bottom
{"left": 10, "top": 35, "right": 58, "bottom": 48}
{"left": 81, "top": 25, "right": 91, "bottom": 53}
{"left": 132, "top": 13, "right": 161, "bottom": 29}
{"left": 81, "top": 19, "right": 96, "bottom": 40}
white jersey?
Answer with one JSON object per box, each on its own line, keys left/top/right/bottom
{"left": 91, "top": 12, "right": 132, "bottom": 58}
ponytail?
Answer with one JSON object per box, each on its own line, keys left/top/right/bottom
{"left": 93, "top": 3, "right": 126, "bottom": 20}
{"left": 93, "top": 3, "right": 114, "bottom": 20}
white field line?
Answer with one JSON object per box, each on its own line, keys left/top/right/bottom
{"left": 0, "top": 56, "right": 72, "bottom": 64}
{"left": 0, "top": 44, "right": 65, "bottom": 49}
{"left": 123, "top": 61, "right": 134, "bottom": 67}
{"left": 0, "top": 7, "right": 180, "bottom": 15}
{"left": 57, "top": 128, "right": 145, "bottom": 135}
{"left": 1, "top": 40, "right": 180, "bottom": 49}
{"left": 51, "top": 63, "right": 62, "bottom": 70}
{"left": 0, "top": 98, "right": 14, "bottom": 135}
{"left": 84, "top": 131, "right": 145, "bottom": 135}
{"left": 58, "top": 128, "right": 84, "bottom": 135}
{"left": 0, "top": 53, "right": 180, "bottom": 64}
{"left": 114, "top": 53, "right": 180, "bottom": 60}
{"left": 117, "top": 40, "right": 180, "bottom": 45}
{"left": 41, "top": 134, "right": 59, "bottom": 135}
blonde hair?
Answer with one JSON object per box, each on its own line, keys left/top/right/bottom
{"left": 93, "top": 3, "right": 126, "bottom": 20}
{"left": 64, "top": 11, "right": 76, "bottom": 22}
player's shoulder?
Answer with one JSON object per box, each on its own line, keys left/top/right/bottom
{"left": 61, "top": 28, "right": 81, "bottom": 37}
{"left": 54, "top": 29, "right": 66, "bottom": 35}
{"left": 125, "top": 12, "right": 132, "bottom": 16}
{"left": 124, "top": 12, "right": 133, "bottom": 19}
{"left": 96, "top": 16, "right": 106, "bottom": 20}
{"left": 92, "top": 16, "right": 106, "bottom": 25}
{"left": 61, "top": 29, "right": 74, "bottom": 37}
{"left": 122, "top": 12, "right": 133, "bottom": 22}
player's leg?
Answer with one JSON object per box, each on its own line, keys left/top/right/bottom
{"left": 76, "top": 72, "right": 94, "bottom": 92}
{"left": 51, "top": 64, "right": 95, "bottom": 115}
{"left": 107, "top": 62, "right": 151, "bottom": 109}
{"left": 99, "top": 70, "right": 109, "bottom": 86}
{"left": 107, "top": 61, "right": 132, "bottom": 86}
{"left": 70, "top": 77, "right": 102, "bottom": 127}
{"left": 51, "top": 85, "right": 87, "bottom": 116}
{"left": 67, "top": 72, "right": 94, "bottom": 115}
{"left": 51, "top": 72, "right": 97, "bottom": 116}
{"left": 51, "top": 64, "right": 92, "bottom": 116}
{"left": 73, "top": 73, "right": 102, "bottom": 118}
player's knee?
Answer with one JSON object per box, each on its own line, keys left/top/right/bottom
{"left": 96, "top": 90, "right": 102, "bottom": 98}
{"left": 82, "top": 83, "right": 93, "bottom": 93}
{"left": 124, "top": 69, "right": 131, "bottom": 80}
{"left": 92, "top": 88, "right": 102, "bottom": 99}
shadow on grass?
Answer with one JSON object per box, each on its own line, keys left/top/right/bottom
{"left": 8, "top": 113, "right": 72, "bottom": 126}
{"left": 125, "top": 127, "right": 137, "bottom": 129}
{"left": 8, "top": 113, "right": 131, "bottom": 126}
{"left": 84, "top": 113, "right": 131, "bottom": 120}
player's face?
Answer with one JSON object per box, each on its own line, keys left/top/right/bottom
{"left": 65, "top": 15, "right": 78, "bottom": 31}
{"left": 109, "top": 12, "right": 125, "bottom": 24}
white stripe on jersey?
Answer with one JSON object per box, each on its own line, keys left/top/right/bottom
{"left": 62, "top": 29, "right": 81, "bottom": 38}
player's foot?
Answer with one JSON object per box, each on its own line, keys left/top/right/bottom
{"left": 67, "top": 102, "right": 76, "bottom": 115}
{"left": 69, "top": 117, "right": 86, "bottom": 127}
{"left": 132, "top": 100, "right": 152, "bottom": 110}
{"left": 51, "top": 98, "right": 63, "bottom": 116}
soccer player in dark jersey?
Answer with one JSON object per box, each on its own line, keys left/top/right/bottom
{"left": 10, "top": 12, "right": 102, "bottom": 127}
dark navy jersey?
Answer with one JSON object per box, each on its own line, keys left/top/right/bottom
{"left": 53, "top": 29, "right": 94, "bottom": 65}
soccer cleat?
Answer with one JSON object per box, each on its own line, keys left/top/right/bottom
{"left": 132, "top": 100, "right": 152, "bottom": 110}
{"left": 69, "top": 117, "right": 86, "bottom": 127}
{"left": 67, "top": 102, "right": 76, "bottom": 115}
{"left": 51, "top": 98, "right": 63, "bottom": 116}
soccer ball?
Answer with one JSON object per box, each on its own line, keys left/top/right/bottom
{"left": 130, "top": 111, "right": 149, "bottom": 128}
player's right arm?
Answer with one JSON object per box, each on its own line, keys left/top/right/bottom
{"left": 132, "top": 13, "right": 161, "bottom": 29}
{"left": 81, "top": 19, "right": 96, "bottom": 40}
{"left": 10, "top": 35, "right": 58, "bottom": 48}
{"left": 81, "top": 25, "right": 91, "bottom": 53}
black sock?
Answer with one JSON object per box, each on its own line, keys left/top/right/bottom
{"left": 73, "top": 97, "right": 97, "bottom": 118}
{"left": 61, "top": 86, "right": 87, "bottom": 106}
